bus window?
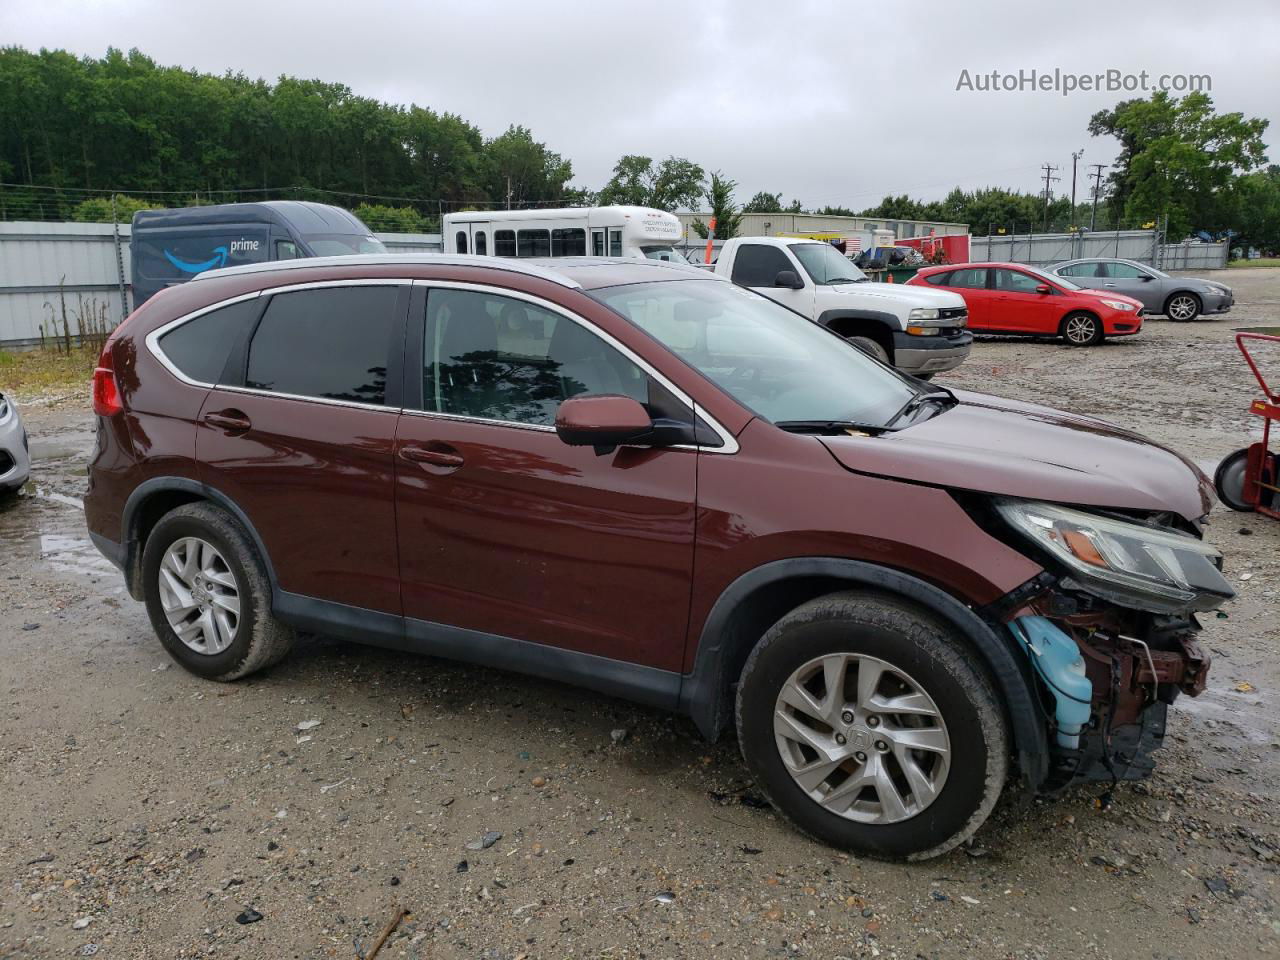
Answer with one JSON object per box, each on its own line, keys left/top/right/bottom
{"left": 551, "top": 228, "right": 586, "bottom": 257}
{"left": 494, "top": 230, "right": 516, "bottom": 257}
{"left": 517, "top": 229, "right": 550, "bottom": 257}
{"left": 455, "top": 231, "right": 468, "bottom": 254}
{"left": 591, "top": 229, "right": 606, "bottom": 256}
{"left": 475, "top": 231, "right": 487, "bottom": 255}
{"left": 608, "top": 228, "right": 622, "bottom": 257}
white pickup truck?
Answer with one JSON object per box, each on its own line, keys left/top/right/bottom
{"left": 710, "top": 237, "right": 972, "bottom": 377}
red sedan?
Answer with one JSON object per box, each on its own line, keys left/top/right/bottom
{"left": 907, "top": 262, "right": 1144, "bottom": 347}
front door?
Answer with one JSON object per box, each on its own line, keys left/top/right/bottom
{"left": 730, "top": 243, "right": 816, "bottom": 316}
{"left": 196, "top": 282, "right": 408, "bottom": 614}
{"left": 991, "top": 268, "right": 1063, "bottom": 334}
{"left": 1099, "top": 261, "right": 1157, "bottom": 310}
{"left": 393, "top": 284, "right": 698, "bottom": 671}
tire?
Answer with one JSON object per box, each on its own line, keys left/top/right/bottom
{"left": 735, "top": 591, "right": 1008, "bottom": 861}
{"left": 1214, "top": 448, "right": 1254, "bottom": 512}
{"left": 1165, "top": 292, "right": 1201, "bottom": 322}
{"left": 848, "top": 335, "right": 891, "bottom": 365}
{"left": 142, "top": 502, "right": 294, "bottom": 680}
{"left": 1060, "top": 312, "right": 1102, "bottom": 347}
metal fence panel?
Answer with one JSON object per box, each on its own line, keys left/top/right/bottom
{"left": 0, "top": 223, "right": 442, "bottom": 347}
{"left": 968, "top": 229, "right": 1229, "bottom": 271}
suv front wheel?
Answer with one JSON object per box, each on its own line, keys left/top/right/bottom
{"left": 735, "top": 591, "right": 1008, "bottom": 860}
{"left": 142, "top": 502, "right": 295, "bottom": 680}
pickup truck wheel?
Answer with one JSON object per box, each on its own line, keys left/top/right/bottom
{"left": 1060, "top": 312, "right": 1102, "bottom": 346}
{"left": 848, "top": 336, "right": 890, "bottom": 364}
{"left": 142, "top": 502, "right": 295, "bottom": 681}
{"left": 735, "top": 591, "right": 1008, "bottom": 861}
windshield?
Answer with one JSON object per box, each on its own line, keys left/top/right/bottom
{"left": 303, "top": 234, "right": 388, "bottom": 256}
{"left": 792, "top": 243, "right": 867, "bottom": 285}
{"left": 641, "top": 244, "right": 688, "bottom": 263}
{"left": 593, "top": 279, "right": 917, "bottom": 427}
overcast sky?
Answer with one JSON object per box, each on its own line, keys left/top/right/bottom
{"left": 4, "top": 0, "right": 1277, "bottom": 209}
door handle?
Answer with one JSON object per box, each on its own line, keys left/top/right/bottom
{"left": 204, "top": 409, "right": 252, "bottom": 433}
{"left": 400, "top": 444, "right": 464, "bottom": 469}
{"left": 1103, "top": 282, "right": 1117, "bottom": 287}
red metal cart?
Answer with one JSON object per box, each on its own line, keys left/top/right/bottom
{"left": 1215, "top": 332, "right": 1280, "bottom": 519}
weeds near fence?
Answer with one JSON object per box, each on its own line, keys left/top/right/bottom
{"left": 40, "top": 278, "right": 116, "bottom": 354}
{"left": 0, "top": 345, "right": 96, "bottom": 399}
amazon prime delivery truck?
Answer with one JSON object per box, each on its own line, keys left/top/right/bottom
{"left": 130, "top": 201, "right": 386, "bottom": 306}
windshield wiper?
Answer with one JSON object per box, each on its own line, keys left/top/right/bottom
{"left": 887, "top": 387, "right": 956, "bottom": 427}
{"left": 775, "top": 420, "right": 889, "bottom": 435}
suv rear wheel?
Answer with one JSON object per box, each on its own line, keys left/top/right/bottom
{"left": 142, "top": 502, "right": 294, "bottom": 680}
{"left": 735, "top": 591, "right": 1007, "bottom": 860}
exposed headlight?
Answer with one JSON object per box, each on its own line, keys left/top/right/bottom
{"left": 995, "top": 498, "right": 1234, "bottom": 614}
{"left": 1099, "top": 299, "right": 1135, "bottom": 311}
{"left": 908, "top": 307, "right": 940, "bottom": 320}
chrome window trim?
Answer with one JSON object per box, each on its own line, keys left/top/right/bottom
{"left": 216, "top": 384, "right": 401, "bottom": 414}
{"left": 410, "top": 279, "right": 739, "bottom": 454}
{"left": 189, "top": 253, "right": 584, "bottom": 289}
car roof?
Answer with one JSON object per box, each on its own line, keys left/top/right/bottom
{"left": 132, "top": 200, "right": 368, "bottom": 233}
{"left": 918, "top": 262, "right": 1046, "bottom": 272}
{"left": 191, "top": 253, "right": 720, "bottom": 292}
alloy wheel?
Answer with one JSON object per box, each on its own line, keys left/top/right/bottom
{"left": 773, "top": 653, "right": 951, "bottom": 824}
{"left": 157, "top": 537, "right": 240, "bottom": 654}
{"left": 1065, "top": 315, "right": 1097, "bottom": 344}
{"left": 1167, "top": 295, "right": 1198, "bottom": 321}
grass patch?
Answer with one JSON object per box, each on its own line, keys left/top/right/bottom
{"left": 0, "top": 346, "right": 96, "bottom": 400}
{"left": 1228, "top": 258, "right": 1280, "bottom": 268}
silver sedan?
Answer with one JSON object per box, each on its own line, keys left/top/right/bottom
{"left": 0, "top": 391, "right": 31, "bottom": 495}
{"left": 1050, "top": 258, "right": 1233, "bottom": 321}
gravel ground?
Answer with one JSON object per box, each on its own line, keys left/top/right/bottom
{"left": 2, "top": 269, "right": 1278, "bottom": 959}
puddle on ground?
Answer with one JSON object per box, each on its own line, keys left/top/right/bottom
{"left": 1180, "top": 684, "right": 1278, "bottom": 747}
{"left": 39, "top": 533, "right": 120, "bottom": 580}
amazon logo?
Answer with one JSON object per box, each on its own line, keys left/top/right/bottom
{"left": 162, "top": 239, "right": 260, "bottom": 274}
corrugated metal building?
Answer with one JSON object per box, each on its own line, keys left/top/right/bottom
{"left": 674, "top": 211, "right": 970, "bottom": 240}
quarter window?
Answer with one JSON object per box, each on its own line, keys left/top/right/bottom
{"left": 729, "top": 245, "right": 794, "bottom": 287}
{"left": 422, "top": 289, "right": 651, "bottom": 426}
{"left": 158, "top": 298, "right": 260, "bottom": 384}
{"left": 494, "top": 230, "right": 516, "bottom": 257}
{"left": 517, "top": 229, "right": 551, "bottom": 257}
{"left": 551, "top": 228, "right": 586, "bottom": 256}
{"left": 246, "top": 286, "right": 400, "bottom": 405}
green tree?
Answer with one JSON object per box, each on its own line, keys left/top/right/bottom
{"left": 742, "top": 191, "right": 782, "bottom": 213}
{"left": 690, "top": 171, "right": 744, "bottom": 240}
{"left": 1089, "top": 92, "right": 1269, "bottom": 238}
{"left": 71, "top": 193, "right": 158, "bottom": 222}
{"left": 352, "top": 203, "right": 428, "bottom": 233}
{"left": 1231, "top": 165, "right": 1280, "bottom": 253}
{"left": 483, "top": 125, "right": 574, "bottom": 207}
{"left": 596, "top": 155, "right": 704, "bottom": 210}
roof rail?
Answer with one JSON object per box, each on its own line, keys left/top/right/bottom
{"left": 189, "top": 254, "right": 582, "bottom": 288}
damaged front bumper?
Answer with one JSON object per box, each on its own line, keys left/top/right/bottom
{"left": 1006, "top": 609, "right": 1215, "bottom": 790}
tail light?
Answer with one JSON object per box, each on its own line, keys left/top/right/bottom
{"left": 92, "top": 343, "right": 123, "bottom": 417}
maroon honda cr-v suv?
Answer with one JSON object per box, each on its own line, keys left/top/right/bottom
{"left": 85, "top": 254, "right": 1233, "bottom": 859}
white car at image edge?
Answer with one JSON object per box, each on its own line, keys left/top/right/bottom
{"left": 0, "top": 391, "right": 31, "bottom": 495}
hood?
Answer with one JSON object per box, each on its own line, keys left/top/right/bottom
{"left": 1074, "top": 288, "right": 1144, "bottom": 309}
{"left": 819, "top": 390, "right": 1213, "bottom": 522}
{"left": 830, "top": 281, "right": 966, "bottom": 310}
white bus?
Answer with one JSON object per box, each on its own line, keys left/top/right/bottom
{"left": 442, "top": 206, "right": 687, "bottom": 262}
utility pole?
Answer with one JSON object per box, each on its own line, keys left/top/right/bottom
{"left": 1070, "top": 150, "right": 1084, "bottom": 226}
{"left": 1040, "top": 163, "right": 1060, "bottom": 232}
{"left": 506, "top": 175, "right": 512, "bottom": 210}
{"left": 1088, "top": 163, "right": 1108, "bottom": 231}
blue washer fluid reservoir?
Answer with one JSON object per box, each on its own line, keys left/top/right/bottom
{"left": 1009, "top": 615, "right": 1093, "bottom": 749}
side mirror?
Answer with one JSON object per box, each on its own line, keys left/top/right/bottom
{"left": 1035, "top": 283, "right": 1052, "bottom": 294}
{"left": 555, "top": 394, "right": 655, "bottom": 451}
{"left": 774, "top": 270, "right": 804, "bottom": 289}
{"left": 1140, "top": 274, "right": 1154, "bottom": 281}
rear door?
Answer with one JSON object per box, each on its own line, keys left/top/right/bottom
{"left": 392, "top": 282, "right": 698, "bottom": 672}
{"left": 196, "top": 281, "right": 409, "bottom": 614}
{"left": 941, "top": 267, "right": 992, "bottom": 328}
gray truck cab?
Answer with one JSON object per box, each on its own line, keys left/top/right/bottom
{"left": 130, "top": 201, "right": 385, "bottom": 306}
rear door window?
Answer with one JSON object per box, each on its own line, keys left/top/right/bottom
{"left": 946, "top": 268, "right": 989, "bottom": 289}
{"left": 245, "top": 286, "right": 401, "bottom": 405}
{"left": 157, "top": 297, "right": 261, "bottom": 385}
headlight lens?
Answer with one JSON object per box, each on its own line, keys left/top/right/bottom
{"left": 995, "top": 498, "right": 1234, "bottom": 613}
{"left": 1099, "top": 299, "right": 1135, "bottom": 311}
{"left": 908, "top": 307, "right": 940, "bottom": 320}
{"left": 905, "top": 324, "right": 940, "bottom": 336}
